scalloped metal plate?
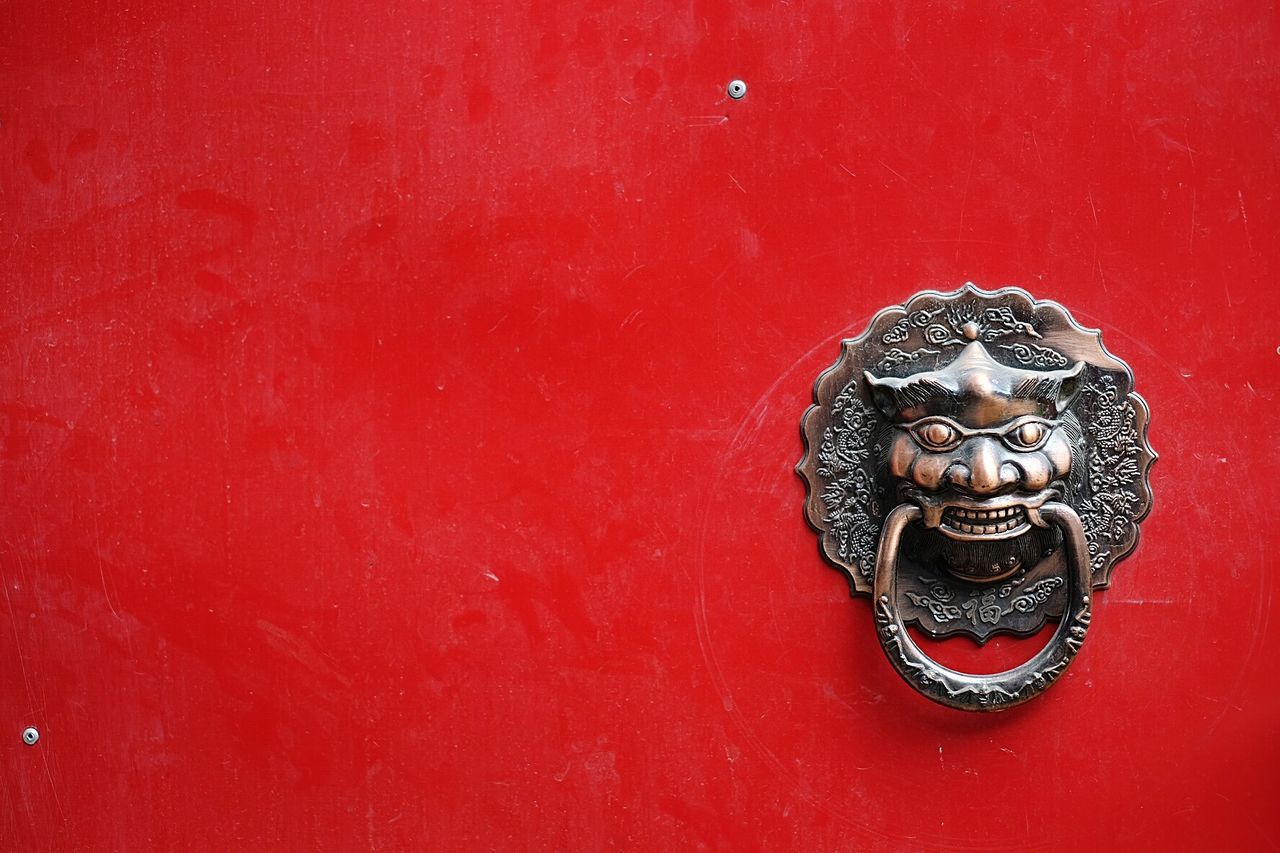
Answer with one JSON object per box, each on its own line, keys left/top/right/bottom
{"left": 797, "top": 284, "right": 1156, "bottom": 642}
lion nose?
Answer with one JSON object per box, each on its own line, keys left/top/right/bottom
{"left": 948, "top": 437, "right": 1020, "bottom": 495}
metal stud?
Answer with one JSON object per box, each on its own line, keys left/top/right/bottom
{"left": 21, "top": 727, "right": 39, "bottom": 746}
{"left": 727, "top": 79, "right": 747, "bottom": 100}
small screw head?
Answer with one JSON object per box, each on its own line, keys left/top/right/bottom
{"left": 21, "top": 727, "right": 39, "bottom": 746}
{"left": 727, "top": 79, "right": 747, "bottom": 100}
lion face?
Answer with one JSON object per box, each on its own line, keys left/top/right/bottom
{"left": 866, "top": 341, "right": 1084, "bottom": 582}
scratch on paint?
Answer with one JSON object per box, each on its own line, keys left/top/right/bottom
{"left": 1238, "top": 190, "right": 1253, "bottom": 251}
{"left": 256, "top": 619, "right": 353, "bottom": 687}
{"left": 1188, "top": 188, "right": 1197, "bottom": 254}
{"left": 93, "top": 512, "right": 122, "bottom": 620}
{"left": 1, "top": 571, "right": 34, "bottom": 711}
{"left": 876, "top": 159, "right": 925, "bottom": 192}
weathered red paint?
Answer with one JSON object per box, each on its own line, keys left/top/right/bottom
{"left": 2, "top": 2, "right": 1278, "bottom": 849}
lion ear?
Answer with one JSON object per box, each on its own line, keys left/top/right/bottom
{"left": 862, "top": 370, "right": 899, "bottom": 418}
{"left": 1055, "top": 361, "right": 1086, "bottom": 413}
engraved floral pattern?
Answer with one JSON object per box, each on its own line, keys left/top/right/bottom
{"left": 905, "top": 572, "right": 1064, "bottom": 629}
{"left": 1075, "top": 373, "right": 1146, "bottom": 575}
{"left": 999, "top": 341, "right": 1070, "bottom": 368}
{"left": 815, "top": 384, "right": 881, "bottom": 582}
{"left": 874, "top": 346, "right": 940, "bottom": 370}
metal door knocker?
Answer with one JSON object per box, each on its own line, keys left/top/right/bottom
{"left": 797, "top": 285, "right": 1155, "bottom": 710}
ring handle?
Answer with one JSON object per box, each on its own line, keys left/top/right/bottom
{"left": 871, "top": 502, "right": 1093, "bottom": 711}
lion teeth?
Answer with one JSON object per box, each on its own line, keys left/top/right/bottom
{"left": 943, "top": 506, "right": 1027, "bottom": 534}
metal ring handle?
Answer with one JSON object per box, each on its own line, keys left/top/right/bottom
{"left": 871, "top": 502, "right": 1093, "bottom": 711}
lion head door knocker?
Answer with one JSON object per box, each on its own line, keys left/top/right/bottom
{"left": 798, "top": 285, "right": 1155, "bottom": 710}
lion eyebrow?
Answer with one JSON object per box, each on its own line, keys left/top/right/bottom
{"left": 1010, "top": 375, "right": 1064, "bottom": 402}
{"left": 880, "top": 378, "right": 957, "bottom": 410}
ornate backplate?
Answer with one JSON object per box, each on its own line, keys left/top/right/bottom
{"left": 798, "top": 285, "right": 1156, "bottom": 650}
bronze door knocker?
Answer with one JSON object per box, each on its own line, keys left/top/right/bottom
{"left": 797, "top": 285, "right": 1155, "bottom": 710}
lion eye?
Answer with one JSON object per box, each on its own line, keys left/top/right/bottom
{"left": 910, "top": 419, "right": 961, "bottom": 451}
{"left": 1003, "top": 420, "right": 1051, "bottom": 450}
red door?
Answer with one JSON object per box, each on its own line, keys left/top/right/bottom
{"left": 3, "top": 2, "right": 1277, "bottom": 849}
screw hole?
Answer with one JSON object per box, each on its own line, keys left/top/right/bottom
{"left": 727, "top": 79, "right": 747, "bottom": 100}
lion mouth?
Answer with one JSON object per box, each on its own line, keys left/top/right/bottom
{"left": 940, "top": 505, "right": 1030, "bottom": 539}
{"left": 903, "top": 486, "right": 1060, "bottom": 541}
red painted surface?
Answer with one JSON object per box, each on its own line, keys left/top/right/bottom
{"left": 2, "top": 2, "right": 1278, "bottom": 849}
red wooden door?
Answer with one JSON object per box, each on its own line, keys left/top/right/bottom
{"left": 3, "top": 2, "right": 1278, "bottom": 849}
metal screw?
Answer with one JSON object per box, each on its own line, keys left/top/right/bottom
{"left": 21, "top": 727, "right": 39, "bottom": 746}
{"left": 727, "top": 79, "right": 747, "bottom": 100}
